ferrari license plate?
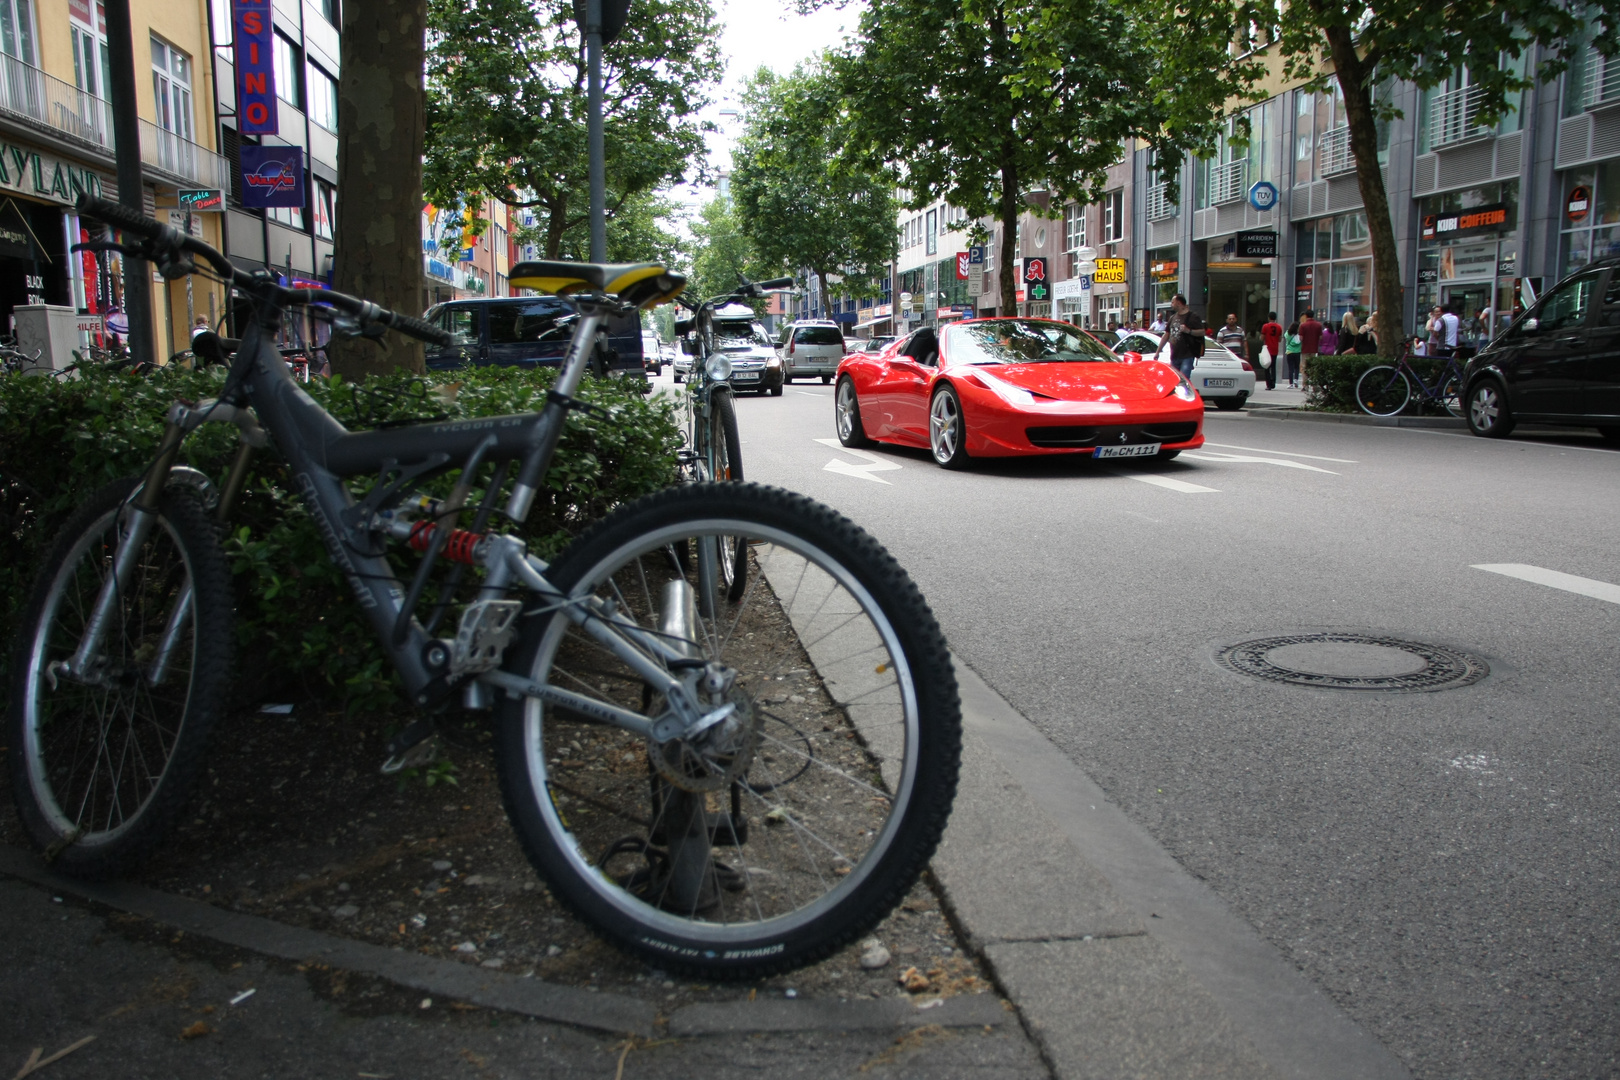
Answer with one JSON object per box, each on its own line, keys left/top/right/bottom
{"left": 1095, "top": 442, "right": 1161, "bottom": 459}
{"left": 1204, "top": 377, "right": 1236, "bottom": 388}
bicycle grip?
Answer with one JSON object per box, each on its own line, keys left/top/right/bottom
{"left": 381, "top": 311, "right": 452, "bottom": 347}
{"left": 75, "top": 194, "right": 165, "bottom": 240}
{"left": 756, "top": 277, "right": 795, "bottom": 291}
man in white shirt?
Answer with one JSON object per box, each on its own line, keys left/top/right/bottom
{"left": 1432, "top": 303, "right": 1461, "bottom": 356}
{"left": 1216, "top": 313, "right": 1245, "bottom": 352}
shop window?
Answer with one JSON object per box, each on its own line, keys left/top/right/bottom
{"left": 273, "top": 32, "right": 302, "bottom": 109}
{"left": 306, "top": 61, "right": 337, "bottom": 131}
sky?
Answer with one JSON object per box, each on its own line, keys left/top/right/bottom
{"left": 673, "top": 0, "right": 862, "bottom": 213}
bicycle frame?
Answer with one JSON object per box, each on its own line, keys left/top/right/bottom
{"left": 60, "top": 279, "right": 726, "bottom": 744}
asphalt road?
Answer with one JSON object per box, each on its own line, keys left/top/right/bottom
{"left": 708, "top": 370, "right": 1620, "bottom": 1080}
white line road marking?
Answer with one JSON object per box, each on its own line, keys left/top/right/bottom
{"left": 1204, "top": 441, "right": 1358, "bottom": 463}
{"left": 1182, "top": 451, "right": 1339, "bottom": 474}
{"left": 794, "top": 391, "right": 825, "bottom": 397}
{"left": 813, "top": 437, "right": 902, "bottom": 484}
{"left": 1127, "top": 473, "right": 1220, "bottom": 494}
{"left": 1471, "top": 564, "right": 1620, "bottom": 606}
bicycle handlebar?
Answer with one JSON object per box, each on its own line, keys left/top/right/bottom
{"left": 74, "top": 195, "right": 452, "bottom": 348}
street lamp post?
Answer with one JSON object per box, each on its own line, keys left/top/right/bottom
{"left": 579, "top": 0, "right": 631, "bottom": 263}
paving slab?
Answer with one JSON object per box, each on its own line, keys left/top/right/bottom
{"left": 669, "top": 992, "right": 1009, "bottom": 1036}
{"left": 985, "top": 936, "right": 1276, "bottom": 1080}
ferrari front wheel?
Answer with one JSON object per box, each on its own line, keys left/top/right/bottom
{"left": 929, "top": 386, "right": 970, "bottom": 470}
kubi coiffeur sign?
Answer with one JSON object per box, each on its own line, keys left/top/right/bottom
{"left": 234, "top": 0, "right": 278, "bottom": 134}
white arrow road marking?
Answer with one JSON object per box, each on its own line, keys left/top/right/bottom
{"left": 1126, "top": 473, "right": 1219, "bottom": 494}
{"left": 1181, "top": 451, "right": 1339, "bottom": 474}
{"left": 1471, "top": 564, "right": 1620, "bottom": 606}
{"left": 814, "top": 437, "right": 902, "bottom": 484}
{"left": 1204, "top": 441, "right": 1358, "bottom": 463}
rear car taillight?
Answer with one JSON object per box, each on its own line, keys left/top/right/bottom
{"left": 1241, "top": 361, "right": 1254, "bottom": 372}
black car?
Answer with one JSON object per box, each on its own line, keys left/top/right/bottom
{"left": 1462, "top": 260, "right": 1620, "bottom": 442}
{"left": 422, "top": 296, "right": 646, "bottom": 383}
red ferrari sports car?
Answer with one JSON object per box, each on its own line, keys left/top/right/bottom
{"left": 833, "top": 318, "right": 1206, "bottom": 468}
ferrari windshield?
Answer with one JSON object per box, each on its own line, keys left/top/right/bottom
{"left": 945, "top": 319, "right": 1118, "bottom": 365}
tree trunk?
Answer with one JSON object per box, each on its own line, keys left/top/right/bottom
{"left": 330, "top": 0, "right": 428, "bottom": 379}
{"left": 1325, "top": 24, "right": 1402, "bottom": 359}
{"left": 545, "top": 197, "right": 568, "bottom": 259}
{"left": 998, "top": 155, "right": 1019, "bottom": 317}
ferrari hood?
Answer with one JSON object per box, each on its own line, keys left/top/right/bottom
{"left": 974, "top": 362, "right": 1180, "bottom": 404}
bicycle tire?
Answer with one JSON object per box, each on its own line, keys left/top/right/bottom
{"left": 492, "top": 482, "right": 961, "bottom": 979}
{"left": 1355, "top": 365, "right": 1410, "bottom": 417}
{"left": 704, "top": 392, "right": 748, "bottom": 605}
{"left": 8, "top": 477, "right": 233, "bottom": 878}
{"left": 1438, "top": 373, "right": 1464, "bottom": 418}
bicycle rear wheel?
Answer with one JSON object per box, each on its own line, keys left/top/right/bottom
{"left": 492, "top": 482, "right": 961, "bottom": 978}
{"left": 8, "top": 477, "right": 233, "bottom": 878}
{"left": 1437, "top": 373, "right": 1464, "bottom": 418}
{"left": 1356, "top": 365, "right": 1410, "bottom": 416}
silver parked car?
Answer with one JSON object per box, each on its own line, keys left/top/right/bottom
{"left": 778, "top": 321, "right": 846, "bottom": 384}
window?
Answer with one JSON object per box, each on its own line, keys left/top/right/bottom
{"left": 312, "top": 0, "right": 337, "bottom": 26}
{"left": 437, "top": 305, "right": 477, "bottom": 346}
{"left": 305, "top": 61, "right": 337, "bottom": 130}
{"left": 269, "top": 202, "right": 305, "bottom": 229}
{"left": 487, "top": 299, "right": 573, "bottom": 344}
{"left": 0, "top": 0, "right": 36, "bottom": 63}
{"left": 273, "top": 32, "right": 302, "bottom": 108}
{"left": 208, "top": 0, "right": 231, "bottom": 46}
{"left": 1102, "top": 190, "right": 1124, "bottom": 242}
{"left": 313, "top": 180, "right": 334, "bottom": 239}
{"left": 1529, "top": 271, "right": 1597, "bottom": 333}
{"left": 150, "top": 36, "right": 192, "bottom": 141}
{"left": 1064, "top": 202, "right": 1087, "bottom": 252}
{"left": 925, "top": 209, "right": 937, "bottom": 255}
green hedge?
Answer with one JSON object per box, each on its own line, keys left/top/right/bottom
{"left": 0, "top": 364, "right": 680, "bottom": 710}
{"left": 1302, "top": 353, "right": 1458, "bottom": 414}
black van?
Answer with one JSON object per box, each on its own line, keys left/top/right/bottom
{"left": 422, "top": 296, "right": 645, "bottom": 383}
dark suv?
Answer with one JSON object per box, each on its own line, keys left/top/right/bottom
{"left": 1462, "top": 260, "right": 1620, "bottom": 442}
{"left": 422, "top": 296, "right": 645, "bottom": 383}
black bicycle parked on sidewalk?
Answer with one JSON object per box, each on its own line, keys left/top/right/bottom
{"left": 7, "top": 195, "right": 961, "bottom": 978}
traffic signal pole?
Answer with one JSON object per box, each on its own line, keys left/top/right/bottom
{"left": 102, "top": 0, "right": 155, "bottom": 367}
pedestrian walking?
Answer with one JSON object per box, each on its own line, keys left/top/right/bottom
{"left": 1298, "top": 309, "right": 1324, "bottom": 389}
{"left": 1169, "top": 307, "right": 1204, "bottom": 379}
{"left": 1260, "top": 311, "right": 1283, "bottom": 390}
{"left": 1283, "top": 321, "right": 1302, "bottom": 387}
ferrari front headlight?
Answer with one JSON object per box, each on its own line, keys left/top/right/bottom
{"left": 1172, "top": 378, "right": 1197, "bottom": 402}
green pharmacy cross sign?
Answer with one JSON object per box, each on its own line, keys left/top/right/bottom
{"left": 1028, "top": 282, "right": 1049, "bottom": 301}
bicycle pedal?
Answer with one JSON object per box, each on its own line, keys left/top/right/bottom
{"left": 381, "top": 734, "right": 441, "bottom": 775}
{"left": 451, "top": 599, "right": 522, "bottom": 676}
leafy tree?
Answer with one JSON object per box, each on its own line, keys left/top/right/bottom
{"left": 686, "top": 198, "right": 763, "bottom": 304}
{"left": 730, "top": 62, "right": 897, "bottom": 314}
{"left": 833, "top": 0, "right": 1253, "bottom": 313}
{"left": 331, "top": 0, "right": 430, "bottom": 377}
{"left": 1270, "top": 0, "right": 1620, "bottom": 355}
{"left": 423, "top": 0, "right": 722, "bottom": 259}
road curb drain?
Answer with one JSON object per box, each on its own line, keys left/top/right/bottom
{"left": 1215, "top": 633, "right": 1489, "bottom": 692}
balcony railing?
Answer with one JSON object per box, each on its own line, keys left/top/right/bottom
{"left": 139, "top": 119, "right": 230, "bottom": 190}
{"left": 1209, "top": 159, "right": 1248, "bottom": 204}
{"left": 0, "top": 50, "right": 113, "bottom": 150}
{"left": 1429, "top": 84, "right": 1492, "bottom": 149}
{"left": 0, "top": 51, "right": 228, "bottom": 191}
{"left": 1582, "top": 46, "right": 1620, "bottom": 109}
{"left": 1144, "top": 183, "right": 1177, "bottom": 221}
{"left": 1317, "top": 126, "right": 1356, "bottom": 176}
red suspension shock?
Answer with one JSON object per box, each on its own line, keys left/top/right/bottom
{"left": 407, "top": 520, "right": 484, "bottom": 564}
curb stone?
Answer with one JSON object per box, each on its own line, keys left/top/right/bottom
{"left": 0, "top": 845, "right": 1007, "bottom": 1038}
{"left": 1245, "top": 407, "right": 1466, "bottom": 428}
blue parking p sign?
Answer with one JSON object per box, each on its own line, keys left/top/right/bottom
{"left": 968, "top": 245, "right": 985, "bottom": 265}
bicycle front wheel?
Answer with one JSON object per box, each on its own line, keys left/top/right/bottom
{"left": 1356, "top": 365, "right": 1410, "bottom": 416}
{"left": 8, "top": 477, "right": 233, "bottom": 878}
{"left": 493, "top": 482, "right": 961, "bottom": 978}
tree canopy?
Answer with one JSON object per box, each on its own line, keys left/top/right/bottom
{"left": 686, "top": 198, "right": 763, "bottom": 305}
{"left": 423, "top": 0, "right": 722, "bottom": 258}
{"left": 832, "top": 0, "right": 1255, "bottom": 310}
{"left": 729, "top": 62, "right": 898, "bottom": 311}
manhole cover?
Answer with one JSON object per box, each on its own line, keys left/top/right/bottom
{"left": 1215, "top": 633, "right": 1488, "bottom": 692}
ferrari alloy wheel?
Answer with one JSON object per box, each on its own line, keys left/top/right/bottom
{"left": 929, "top": 386, "right": 970, "bottom": 470}
{"left": 836, "top": 377, "right": 871, "bottom": 448}
{"left": 1466, "top": 379, "right": 1515, "bottom": 438}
